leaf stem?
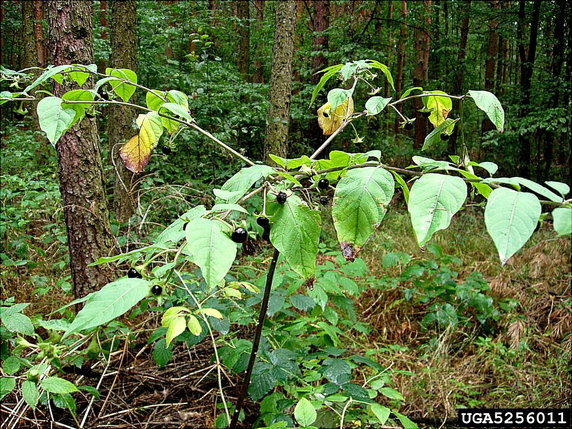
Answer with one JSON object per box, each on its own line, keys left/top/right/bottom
{"left": 229, "top": 248, "right": 280, "bottom": 429}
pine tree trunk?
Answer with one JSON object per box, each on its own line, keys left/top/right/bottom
{"left": 33, "top": 1, "right": 45, "bottom": 67}
{"left": 482, "top": 0, "right": 500, "bottom": 133}
{"left": 110, "top": 0, "right": 138, "bottom": 224}
{"left": 264, "top": 0, "right": 296, "bottom": 161}
{"left": 236, "top": 0, "right": 250, "bottom": 80}
{"left": 47, "top": 0, "right": 114, "bottom": 298}
{"left": 22, "top": 0, "right": 40, "bottom": 128}
{"left": 413, "top": 0, "right": 431, "bottom": 149}
{"left": 312, "top": 0, "right": 329, "bottom": 83}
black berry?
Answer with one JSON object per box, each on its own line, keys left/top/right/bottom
{"left": 256, "top": 217, "right": 270, "bottom": 228}
{"left": 231, "top": 227, "right": 248, "bottom": 243}
{"left": 127, "top": 268, "right": 142, "bottom": 279}
{"left": 404, "top": 121, "right": 414, "bottom": 130}
{"left": 319, "top": 196, "right": 329, "bottom": 205}
{"left": 99, "top": 91, "right": 110, "bottom": 101}
{"left": 183, "top": 222, "right": 188, "bottom": 230}
{"left": 318, "top": 179, "right": 330, "bottom": 190}
{"left": 440, "top": 132, "right": 450, "bottom": 141}
{"left": 151, "top": 285, "right": 162, "bottom": 296}
{"left": 161, "top": 145, "right": 172, "bottom": 155}
{"left": 276, "top": 191, "right": 288, "bottom": 204}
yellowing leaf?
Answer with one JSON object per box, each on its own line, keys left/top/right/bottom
{"left": 198, "top": 308, "right": 224, "bottom": 319}
{"left": 119, "top": 111, "right": 163, "bottom": 173}
{"left": 165, "top": 315, "right": 186, "bottom": 347}
{"left": 423, "top": 91, "right": 452, "bottom": 127}
{"left": 317, "top": 97, "right": 354, "bottom": 136}
{"left": 161, "top": 306, "right": 188, "bottom": 327}
{"left": 187, "top": 314, "right": 202, "bottom": 336}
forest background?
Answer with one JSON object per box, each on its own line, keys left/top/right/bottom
{"left": 0, "top": 0, "right": 570, "bottom": 428}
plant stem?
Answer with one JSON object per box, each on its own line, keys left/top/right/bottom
{"left": 229, "top": 248, "right": 280, "bottom": 429}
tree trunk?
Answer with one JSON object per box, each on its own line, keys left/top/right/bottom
{"left": 110, "top": 0, "right": 138, "bottom": 224}
{"left": 98, "top": 0, "right": 109, "bottom": 72}
{"left": 33, "top": 1, "right": 45, "bottom": 67}
{"left": 482, "top": 0, "right": 500, "bottom": 133}
{"left": 394, "top": 0, "right": 407, "bottom": 133}
{"left": 252, "top": 0, "right": 265, "bottom": 83}
{"left": 449, "top": 0, "right": 470, "bottom": 154}
{"left": 412, "top": 0, "right": 431, "bottom": 149}
{"left": 312, "top": 0, "right": 329, "bottom": 83}
{"left": 47, "top": 0, "right": 114, "bottom": 298}
{"left": 517, "top": 0, "right": 541, "bottom": 178}
{"left": 264, "top": 0, "right": 296, "bottom": 161}
{"left": 22, "top": 0, "right": 40, "bottom": 127}
{"left": 236, "top": 0, "right": 250, "bottom": 80}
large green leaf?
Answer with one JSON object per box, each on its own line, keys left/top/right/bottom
{"left": 214, "top": 165, "right": 275, "bottom": 204}
{"left": 482, "top": 177, "right": 563, "bottom": 202}
{"left": 408, "top": 174, "right": 467, "bottom": 246}
{"left": 23, "top": 64, "right": 72, "bottom": 93}
{"left": 22, "top": 380, "right": 39, "bottom": 409}
{"left": 184, "top": 218, "right": 237, "bottom": 288}
{"left": 468, "top": 90, "right": 505, "bottom": 132}
{"left": 367, "top": 60, "right": 395, "bottom": 90}
{"left": 422, "top": 118, "right": 459, "bottom": 151}
{"left": 105, "top": 67, "right": 137, "bottom": 102}
{"left": 310, "top": 63, "right": 343, "bottom": 106}
{"left": 268, "top": 195, "right": 322, "bottom": 279}
{"left": 63, "top": 278, "right": 151, "bottom": 338}
{"left": 365, "top": 96, "right": 392, "bottom": 116}
{"left": 37, "top": 97, "right": 76, "bottom": 146}
{"left": 41, "top": 376, "right": 78, "bottom": 394}
{"left": 422, "top": 90, "right": 452, "bottom": 127}
{"left": 327, "top": 88, "right": 352, "bottom": 110}
{"left": 484, "top": 188, "right": 541, "bottom": 264}
{"left": 294, "top": 397, "right": 317, "bottom": 427}
{"left": 332, "top": 167, "right": 394, "bottom": 249}
{"left": 62, "top": 89, "right": 96, "bottom": 122}
{"left": 1, "top": 312, "right": 34, "bottom": 336}
{"left": 552, "top": 207, "right": 571, "bottom": 236}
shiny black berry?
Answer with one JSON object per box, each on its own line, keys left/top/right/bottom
{"left": 276, "top": 191, "right": 287, "bottom": 204}
{"left": 440, "top": 132, "right": 450, "bottom": 141}
{"left": 127, "top": 268, "right": 142, "bottom": 279}
{"left": 151, "top": 285, "right": 162, "bottom": 296}
{"left": 318, "top": 179, "right": 329, "bottom": 190}
{"left": 231, "top": 227, "right": 248, "bottom": 243}
{"left": 319, "top": 196, "right": 329, "bottom": 206}
{"left": 404, "top": 121, "right": 414, "bottom": 130}
{"left": 161, "top": 145, "right": 172, "bottom": 155}
{"left": 257, "top": 217, "right": 270, "bottom": 228}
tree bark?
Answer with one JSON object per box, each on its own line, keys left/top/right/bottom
{"left": 252, "top": 0, "right": 265, "bottom": 83}
{"left": 517, "top": 0, "right": 541, "bottom": 178}
{"left": 33, "top": 1, "right": 45, "bottom": 67}
{"left": 482, "top": 0, "right": 500, "bottom": 133}
{"left": 236, "top": 0, "right": 250, "bottom": 80}
{"left": 110, "top": 0, "right": 138, "bottom": 224}
{"left": 394, "top": 0, "right": 407, "bottom": 133}
{"left": 47, "top": 0, "right": 114, "bottom": 298}
{"left": 22, "top": 0, "right": 40, "bottom": 127}
{"left": 412, "top": 0, "right": 431, "bottom": 149}
{"left": 98, "top": 0, "right": 109, "bottom": 72}
{"left": 312, "top": 0, "right": 329, "bottom": 83}
{"left": 264, "top": 0, "right": 296, "bottom": 161}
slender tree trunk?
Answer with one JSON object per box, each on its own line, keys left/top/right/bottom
{"left": 46, "top": 0, "right": 114, "bottom": 298}
{"left": 252, "top": 0, "right": 265, "bottom": 83}
{"left": 110, "top": 0, "right": 138, "bottom": 224}
{"left": 449, "top": 0, "right": 470, "bottom": 154}
{"left": 395, "top": 0, "right": 407, "bottom": 133}
{"left": 412, "top": 0, "right": 431, "bottom": 149}
{"left": 22, "top": 0, "right": 40, "bottom": 127}
{"left": 236, "top": 0, "right": 250, "bottom": 80}
{"left": 312, "top": 0, "right": 329, "bottom": 83}
{"left": 98, "top": 0, "right": 109, "bottom": 72}
{"left": 384, "top": 0, "right": 393, "bottom": 99}
{"left": 264, "top": 0, "right": 296, "bottom": 161}
{"left": 517, "top": 0, "right": 541, "bottom": 178}
{"left": 482, "top": 0, "right": 500, "bottom": 133}
{"left": 33, "top": 1, "right": 45, "bottom": 67}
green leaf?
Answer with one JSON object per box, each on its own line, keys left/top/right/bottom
{"left": 514, "top": 177, "right": 563, "bottom": 203}
{"left": 294, "top": 397, "right": 317, "bottom": 427}
{"left": 187, "top": 314, "right": 203, "bottom": 336}
{"left": 37, "top": 97, "right": 76, "bottom": 146}
{"left": 155, "top": 205, "right": 207, "bottom": 247}
{"left": 310, "top": 64, "right": 343, "bottom": 106}
{"left": 268, "top": 195, "right": 322, "bottom": 279}
{"left": 106, "top": 68, "right": 137, "bottom": 102}
{"left": 2, "top": 356, "right": 21, "bottom": 375}
{"left": 323, "top": 358, "right": 352, "bottom": 385}
{"left": 63, "top": 278, "right": 151, "bottom": 338}
{"left": 160, "top": 102, "right": 193, "bottom": 122}
{"left": 1, "top": 312, "right": 34, "bottom": 336}
{"left": 289, "top": 294, "right": 315, "bottom": 311}
{"left": 422, "top": 118, "right": 459, "bottom": 151}
{"left": 369, "top": 404, "right": 390, "bottom": 424}
{"left": 485, "top": 188, "right": 541, "bottom": 264}
{"left": 400, "top": 86, "right": 423, "bottom": 99}
{"left": 67, "top": 64, "right": 97, "bottom": 86}
{"left": 545, "top": 181, "right": 570, "bottom": 197}
{"left": 0, "top": 91, "right": 15, "bottom": 105}
{"left": 41, "top": 376, "right": 78, "bottom": 394}
{"left": 394, "top": 411, "right": 419, "bottom": 429}
{"left": 332, "top": 167, "right": 394, "bottom": 249}
{"left": 210, "top": 203, "right": 249, "bottom": 214}
{"left": 62, "top": 89, "right": 95, "bottom": 122}
{"left": 327, "top": 88, "right": 351, "bottom": 111}
{"left": 391, "top": 171, "right": 410, "bottom": 204}
{"left": 422, "top": 91, "right": 452, "bottom": 127}
{"left": 214, "top": 165, "right": 275, "bottom": 204}
{"left": 146, "top": 89, "right": 166, "bottom": 111}
{"left": 23, "top": 64, "right": 72, "bottom": 93}
{"left": 0, "top": 377, "right": 16, "bottom": 400}
{"left": 552, "top": 207, "right": 571, "bottom": 236}
{"left": 152, "top": 339, "right": 172, "bottom": 368}
{"left": 367, "top": 60, "right": 395, "bottom": 90}
{"left": 165, "top": 315, "right": 187, "bottom": 347}
{"left": 22, "top": 380, "right": 39, "bottom": 409}
{"left": 468, "top": 90, "right": 504, "bottom": 132}
{"left": 184, "top": 218, "right": 237, "bottom": 288}
{"left": 408, "top": 174, "right": 467, "bottom": 246}
{"left": 365, "top": 96, "right": 392, "bottom": 116}
{"left": 379, "top": 387, "right": 404, "bottom": 401}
